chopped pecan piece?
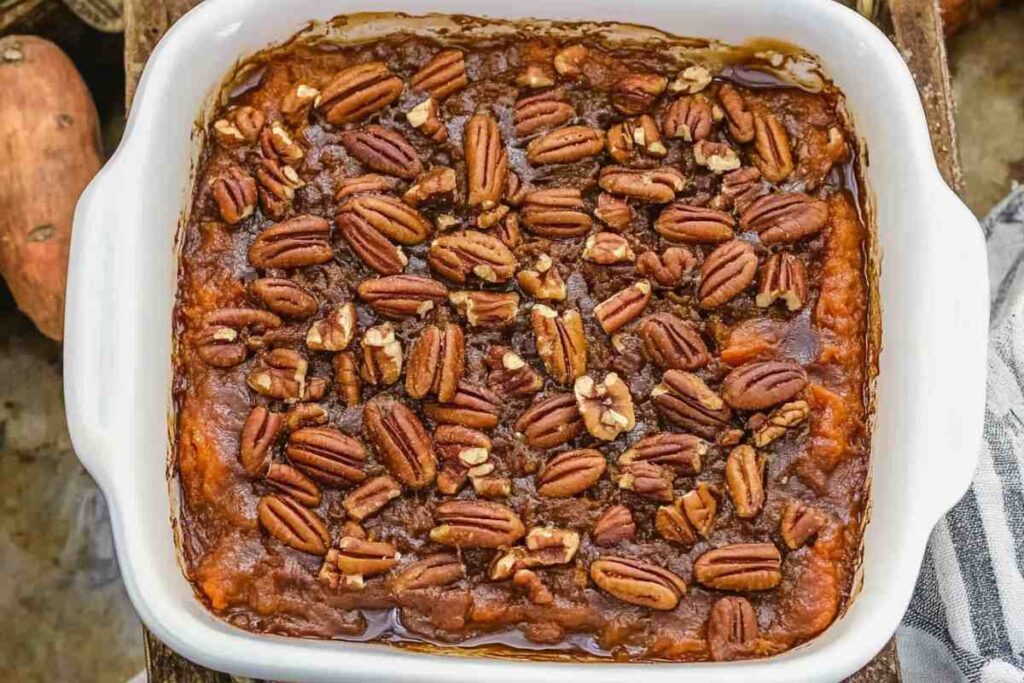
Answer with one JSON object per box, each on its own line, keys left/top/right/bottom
{"left": 531, "top": 305, "right": 587, "bottom": 383}
{"left": 590, "top": 556, "right": 686, "bottom": 610}
{"left": 654, "top": 202, "right": 734, "bottom": 244}
{"left": 284, "top": 403, "right": 328, "bottom": 431}
{"left": 655, "top": 502, "right": 697, "bottom": 546}
{"left": 668, "top": 65, "right": 712, "bottom": 94}
{"left": 342, "top": 475, "right": 402, "bottom": 521}
{"left": 521, "top": 188, "right": 592, "bottom": 238}
{"left": 752, "top": 112, "right": 794, "bottom": 182}
{"left": 693, "top": 543, "right": 782, "bottom": 591}
{"left": 410, "top": 49, "right": 469, "bottom": 100}
{"left": 514, "top": 88, "right": 575, "bottom": 137}
{"left": 357, "top": 275, "right": 448, "bottom": 319}
{"left": 317, "top": 62, "right": 403, "bottom": 125}
{"left": 333, "top": 351, "right": 362, "bottom": 406}
{"left": 490, "top": 526, "right": 581, "bottom": 580}
{"left": 260, "top": 121, "right": 304, "bottom": 164}
{"left": 239, "top": 406, "right": 283, "bottom": 477}
{"left": 473, "top": 475, "right": 512, "bottom": 498}
{"left": 711, "top": 167, "right": 767, "bottom": 213}
{"left": 265, "top": 463, "right": 321, "bottom": 508}
{"left": 598, "top": 165, "right": 686, "bottom": 204}
{"left": 553, "top": 44, "right": 588, "bottom": 78}
{"left": 651, "top": 369, "right": 733, "bottom": 439}
{"left": 430, "top": 499, "right": 526, "bottom": 548}
{"left": 248, "top": 215, "right": 332, "bottom": 270}
{"left": 403, "top": 166, "right": 456, "bottom": 208}
{"left": 662, "top": 95, "right": 714, "bottom": 141}
{"left": 280, "top": 83, "right": 319, "bottom": 125}
{"left": 681, "top": 483, "right": 718, "bottom": 538}
{"left": 618, "top": 461, "right": 674, "bottom": 502}
{"left": 335, "top": 173, "right": 399, "bottom": 201}
{"left": 536, "top": 449, "right": 607, "bottom": 497}
{"left": 574, "top": 373, "right": 636, "bottom": 441}
{"left": 405, "top": 97, "right": 447, "bottom": 142}
{"left": 196, "top": 325, "right": 246, "bottom": 367}
{"left": 428, "top": 230, "right": 517, "bottom": 284}
{"left": 516, "top": 64, "right": 556, "bottom": 89}
{"left": 517, "top": 254, "right": 567, "bottom": 301}
{"left": 698, "top": 240, "right": 758, "bottom": 309}
{"left": 341, "top": 125, "right": 423, "bottom": 179}
{"left": 258, "top": 494, "right": 331, "bottom": 555}
{"left": 752, "top": 400, "right": 810, "bottom": 447}
{"left": 694, "top": 140, "right": 741, "bottom": 173}
{"left": 593, "top": 280, "right": 651, "bottom": 334}
{"left": 592, "top": 505, "right": 636, "bottom": 546}
{"left": 526, "top": 125, "right": 605, "bottom": 165}
{"left": 725, "top": 445, "right": 765, "bottom": 518}
{"left": 619, "top": 432, "right": 706, "bottom": 476}
{"left": 611, "top": 73, "right": 668, "bottom": 115}
{"left": 637, "top": 247, "right": 696, "bottom": 288}
{"left": 722, "top": 360, "right": 807, "bottom": 410}
{"left": 485, "top": 346, "right": 543, "bottom": 398}
{"left": 405, "top": 323, "right": 465, "bottom": 402}
{"left": 780, "top": 499, "right": 828, "bottom": 549}
{"left": 364, "top": 398, "right": 437, "bottom": 490}
{"left": 286, "top": 426, "right": 368, "bottom": 488}
{"left": 251, "top": 278, "right": 317, "bottom": 319}
{"left": 390, "top": 553, "right": 465, "bottom": 593}
{"left": 213, "top": 105, "right": 264, "bottom": 146}
{"left": 423, "top": 381, "right": 502, "bottom": 430}
{"left": 465, "top": 111, "right": 508, "bottom": 209}
{"left": 359, "top": 322, "right": 403, "bottom": 386}
{"left": 210, "top": 166, "right": 257, "bottom": 224}
{"left": 583, "top": 232, "right": 635, "bottom": 264}
{"left": 756, "top": 252, "right": 808, "bottom": 311}
{"left": 514, "top": 569, "right": 553, "bottom": 605}
{"left": 741, "top": 192, "right": 829, "bottom": 245}
{"left": 594, "top": 192, "right": 633, "bottom": 231}
{"left": 707, "top": 596, "right": 759, "bottom": 661}
{"left": 306, "top": 303, "right": 356, "bottom": 352}
{"left": 717, "top": 83, "right": 754, "bottom": 143}
{"left": 606, "top": 114, "right": 666, "bottom": 163}
{"left": 514, "top": 392, "right": 585, "bottom": 449}
{"left": 255, "top": 157, "right": 304, "bottom": 219}
{"left": 640, "top": 313, "right": 711, "bottom": 371}
{"left": 448, "top": 290, "right": 520, "bottom": 327}
{"left": 434, "top": 424, "right": 492, "bottom": 495}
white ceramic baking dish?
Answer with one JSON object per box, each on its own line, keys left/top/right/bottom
{"left": 64, "top": 0, "right": 988, "bottom": 680}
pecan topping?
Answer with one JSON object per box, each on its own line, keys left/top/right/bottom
{"left": 429, "top": 230, "right": 516, "bottom": 284}
{"left": 514, "top": 570, "right": 553, "bottom": 604}
{"left": 526, "top": 125, "right": 605, "bottom": 165}
{"left": 260, "top": 121, "right": 304, "bottom": 164}
{"left": 669, "top": 65, "right": 712, "bottom": 94}
{"left": 254, "top": 158, "right": 303, "bottom": 219}
{"left": 337, "top": 209, "right": 408, "bottom": 274}
{"left": 517, "top": 254, "right": 567, "bottom": 301}
{"left": 336, "top": 173, "right": 399, "bottom": 201}
{"left": 756, "top": 252, "right": 808, "bottom": 310}
{"left": 637, "top": 247, "right": 696, "bottom": 288}
{"left": 531, "top": 305, "right": 587, "bottom": 384}
{"left": 594, "top": 192, "right": 633, "bottom": 231}
{"left": 485, "top": 346, "right": 543, "bottom": 398}
{"left": 514, "top": 392, "right": 585, "bottom": 449}
{"left": 213, "top": 106, "right": 264, "bottom": 146}
{"left": 725, "top": 445, "right": 765, "bottom": 518}
{"left": 590, "top": 556, "right": 686, "bottom": 610}
{"left": 553, "top": 44, "right": 588, "bottom": 78}
{"left": 465, "top": 111, "right": 508, "bottom": 209}
{"left": 247, "top": 349, "right": 316, "bottom": 401}
{"left": 640, "top": 313, "right": 710, "bottom": 371}
{"left": 592, "top": 505, "right": 636, "bottom": 546}
{"left": 598, "top": 165, "right": 686, "bottom": 204}
{"left": 606, "top": 114, "right": 666, "bottom": 163}
{"left": 618, "top": 461, "right": 674, "bottom": 502}
{"left": 752, "top": 400, "right": 810, "bottom": 447}
{"left": 521, "top": 188, "right": 592, "bottom": 238}
{"left": 406, "top": 323, "right": 465, "bottom": 401}
{"left": 489, "top": 526, "right": 581, "bottom": 580}
{"left": 339, "top": 194, "right": 433, "bottom": 246}
{"left": 574, "top": 373, "right": 636, "bottom": 441}
{"left": 196, "top": 325, "right": 246, "bottom": 367}
{"left": 210, "top": 167, "right": 257, "bottom": 224}
{"left": 257, "top": 494, "right": 330, "bottom": 555}
{"left": 403, "top": 166, "right": 456, "bottom": 208}
{"left": 239, "top": 406, "right": 282, "bottom": 477}
{"left": 517, "top": 65, "right": 556, "bottom": 89}
{"left": 357, "top": 275, "right": 448, "bottom": 319}
{"left": 284, "top": 403, "right": 328, "bottom": 431}
{"left": 248, "top": 215, "right": 332, "bottom": 270}
{"left": 286, "top": 427, "right": 367, "bottom": 488}
{"left": 718, "top": 83, "right": 754, "bottom": 143}
{"left": 740, "top": 192, "right": 829, "bottom": 245}
{"left": 251, "top": 278, "right": 317, "bottom": 319}
{"left": 333, "top": 351, "right": 362, "bottom": 406}
{"left": 435, "top": 425, "right": 492, "bottom": 495}
{"left": 364, "top": 399, "right": 437, "bottom": 490}
{"left": 423, "top": 381, "right": 502, "bottom": 430}
{"left": 332, "top": 536, "right": 401, "bottom": 580}
{"left": 317, "top": 62, "right": 403, "bottom": 125}
{"left": 515, "top": 88, "right": 575, "bottom": 137}
{"left": 537, "top": 449, "right": 607, "bottom": 497}
{"left": 662, "top": 95, "right": 714, "bottom": 141}
{"left": 594, "top": 280, "right": 652, "bottom": 334}
{"left": 655, "top": 203, "right": 734, "bottom": 244}
{"left": 780, "top": 500, "right": 828, "bottom": 549}
{"left": 410, "top": 49, "right": 469, "bottom": 100}
{"left": 694, "top": 140, "right": 741, "bottom": 173}
{"left": 698, "top": 240, "right": 758, "bottom": 309}
{"left": 341, "top": 125, "right": 423, "bottom": 179}
{"left": 711, "top": 167, "right": 767, "bottom": 213}
{"left": 280, "top": 83, "right": 319, "bottom": 125}
{"left": 448, "top": 290, "right": 520, "bottom": 327}
{"left": 343, "top": 475, "right": 402, "bottom": 522}
{"left": 722, "top": 360, "right": 807, "bottom": 410}
{"left": 391, "top": 553, "right": 465, "bottom": 593}
{"left": 651, "top": 369, "right": 733, "bottom": 439}
{"left": 430, "top": 499, "right": 526, "bottom": 548}
{"left": 707, "top": 596, "right": 759, "bottom": 661}
{"left": 619, "top": 432, "right": 706, "bottom": 476}
{"left": 611, "top": 73, "right": 668, "bottom": 115}
{"left": 681, "top": 483, "right": 718, "bottom": 538}
{"left": 359, "top": 323, "right": 404, "bottom": 386}
{"left": 583, "top": 232, "right": 635, "bottom": 264}
{"left": 265, "top": 463, "right": 321, "bottom": 508}
{"left": 405, "top": 97, "right": 447, "bottom": 142}
{"left": 693, "top": 543, "right": 782, "bottom": 591}
{"left": 305, "top": 303, "right": 356, "bottom": 352}
{"left": 752, "top": 112, "right": 794, "bottom": 182}
{"left": 655, "top": 502, "right": 697, "bottom": 546}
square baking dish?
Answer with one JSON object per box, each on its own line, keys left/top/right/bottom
{"left": 64, "top": 0, "right": 988, "bottom": 680}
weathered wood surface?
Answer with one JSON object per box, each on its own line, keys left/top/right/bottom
{"left": 126, "top": 0, "right": 961, "bottom": 678}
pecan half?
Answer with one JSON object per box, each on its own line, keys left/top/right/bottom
{"left": 403, "top": 166, "right": 456, "bottom": 208}
{"left": 196, "top": 325, "right": 246, "bottom": 367}
{"left": 640, "top": 313, "right": 710, "bottom": 371}
{"left": 246, "top": 349, "right": 313, "bottom": 401}
{"left": 583, "top": 232, "right": 635, "bottom": 264}
{"left": 514, "top": 392, "right": 585, "bottom": 449}
{"left": 752, "top": 112, "right": 794, "bottom": 182}
{"left": 531, "top": 305, "right": 587, "bottom": 383}
{"left": 210, "top": 166, "right": 257, "bottom": 224}
{"left": 406, "top": 323, "right": 465, "bottom": 401}
{"left": 681, "top": 483, "right": 718, "bottom": 538}
{"left": 756, "top": 252, "right": 808, "bottom": 310}
{"left": 590, "top": 556, "right": 686, "bottom": 610}
{"left": 339, "top": 194, "right": 433, "bottom": 246}
{"left": 521, "top": 188, "right": 592, "bottom": 239}
{"left": 707, "top": 596, "right": 759, "bottom": 662}
{"left": 485, "top": 346, "right": 543, "bottom": 398}
{"left": 536, "top": 449, "right": 607, "bottom": 497}
{"left": 598, "top": 165, "right": 686, "bottom": 204}
{"left": 213, "top": 105, "right": 264, "bottom": 146}
{"left": 336, "top": 173, "right": 399, "bottom": 201}
{"left": 254, "top": 158, "right": 303, "bottom": 219}
{"left": 618, "top": 461, "right": 674, "bottom": 502}
{"left": 331, "top": 536, "right": 400, "bottom": 581}
{"left": 725, "top": 445, "right": 765, "bottom": 518}
{"left": 341, "top": 125, "right": 422, "bottom": 180}
{"left": 357, "top": 275, "right": 448, "bottom": 319}
{"left": 286, "top": 427, "right": 367, "bottom": 488}
{"left": 553, "top": 44, "right": 588, "bottom": 78}
{"left": 317, "top": 62, "right": 403, "bottom": 125}
{"left": 430, "top": 499, "right": 526, "bottom": 548}
{"left": 694, "top": 140, "right": 741, "bottom": 173}
{"left": 251, "top": 278, "right": 317, "bottom": 319}
{"left": 405, "top": 97, "right": 447, "bottom": 142}
{"left": 592, "top": 505, "right": 635, "bottom": 546}
{"left": 752, "top": 400, "right": 810, "bottom": 447}
{"left": 280, "top": 83, "right": 319, "bottom": 126}
{"left": 364, "top": 399, "right": 437, "bottom": 490}
{"left": 526, "top": 126, "right": 605, "bottom": 165}
{"left": 448, "top": 290, "right": 520, "bottom": 327}
{"left": 574, "top": 373, "right": 636, "bottom": 441}
{"left": 343, "top": 475, "right": 402, "bottom": 521}
{"left": 606, "top": 114, "right": 666, "bottom": 163}
{"left": 594, "top": 281, "right": 652, "bottom": 334}
{"left": 249, "top": 215, "right": 332, "bottom": 269}
{"left": 305, "top": 303, "right": 356, "bottom": 352}
{"left": 333, "top": 351, "right": 362, "bottom": 406}
{"left": 410, "top": 49, "right": 468, "bottom": 100}
{"left": 265, "top": 462, "right": 321, "bottom": 508}
{"left": 722, "top": 360, "right": 807, "bottom": 410}
{"left": 619, "top": 432, "right": 706, "bottom": 476}
{"left": 257, "top": 494, "right": 330, "bottom": 555}
{"left": 655, "top": 203, "right": 734, "bottom": 243}
{"left": 517, "top": 253, "right": 568, "bottom": 301}
{"left": 740, "top": 192, "right": 828, "bottom": 245}
{"left": 391, "top": 553, "right": 465, "bottom": 593}
{"left": 515, "top": 88, "right": 575, "bottom": 137}
{"left": 693, "top": 543, "right": 783, "bottom": 591}
{"left": 429, "top": 230, "right": 516, "bottom": 284}
{"left": 337, "top": 209, "right": 408, "bottom": 274}
{"left": 662, "top": 95, "right": 714, "bottom": 142}
{"left": 655, "top": 502, "right": 697, "bottom": 546}
{"left": 611, "top": 73, "right": 668, "bottom": 115}
{"left": 698, "top": 240, "right": 758, "bottom": 309}
{"left": 711, "top": 166, "right": 766, "bottom": 214}
{"left": 717, "top": 83, "right": 754, "bottom": 143}
{"left": 359, "top": 323, "right": 403, "bottom": 386}
{"left": 465, "top": 111, "right": 508, "bottom": 209}
{"left": 423, "top": 381, "right": 501, "bottom": 430}
{"left": 651, "top": 369, "right": 733, "bottom": 439}
{"left": 780, "top": 499, "right": 828, "bottom": 549}
{"left": 594, "top": 193, "right": 633, "bottom": 231}
{"left": 239, "top": 406, "right": 283, "bottom": 477}
{"left": 637, "top": 247, "right": 696, "bottom": 288}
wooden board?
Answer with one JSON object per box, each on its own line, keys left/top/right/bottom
{"left": 125, "top": 0, "right": 961, "bottom": 678}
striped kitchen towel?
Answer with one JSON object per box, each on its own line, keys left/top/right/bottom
{"left": 897, "top": 186, "right": 1024, "bottom": 682}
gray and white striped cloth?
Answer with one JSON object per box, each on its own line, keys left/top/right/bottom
{"left": 898, "top": 186, "right": 1024, "bottom": 682}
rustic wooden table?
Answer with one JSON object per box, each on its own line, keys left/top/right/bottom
{"left": 126, "top": 0, "right": 961, "bottom": 678}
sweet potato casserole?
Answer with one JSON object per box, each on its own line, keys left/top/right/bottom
{"left": 173, "top": 16, "right": 872, "bottom": 663}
